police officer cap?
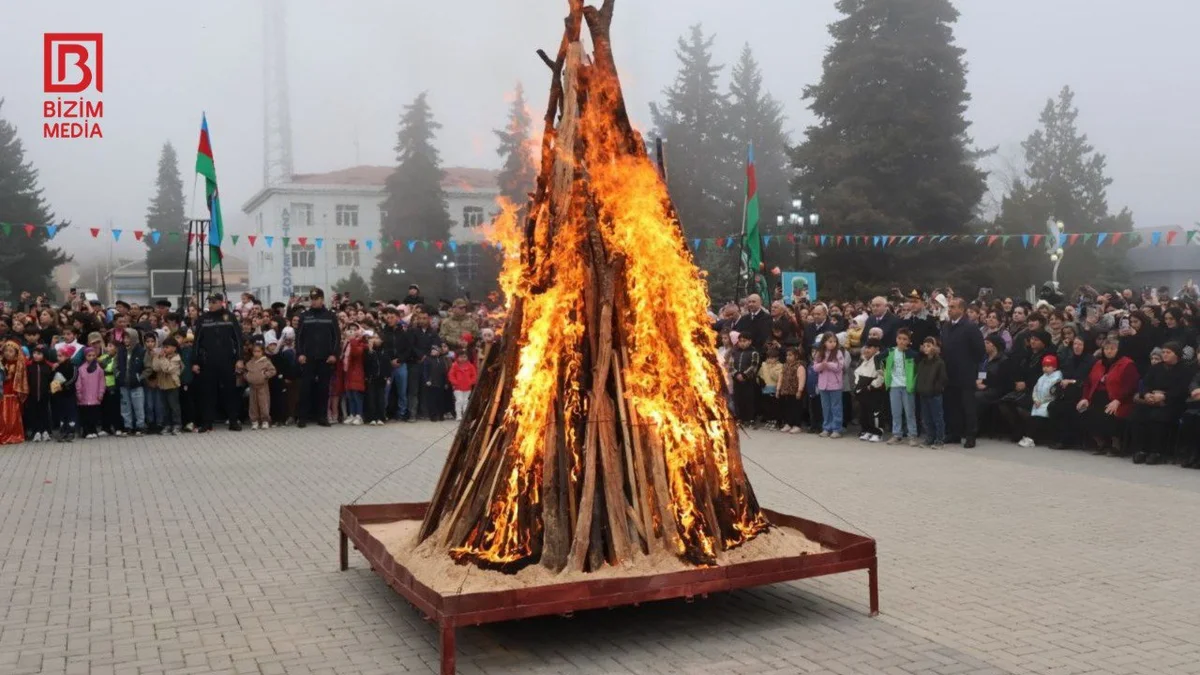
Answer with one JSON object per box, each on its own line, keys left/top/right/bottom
{"left": 156, "top": 299, "right": 172, "bottom": 308}
{"left": 207, "top": 292, "right": 224, "bottom": 302}
{"left": 310, "top": 287, "right": 325, "bottom": 299}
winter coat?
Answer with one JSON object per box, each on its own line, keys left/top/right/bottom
{"left": 940, "top": 318, "right": 987, "bottom": 388}
{"left": 811, "top": 349, "right": 846, "bottom": 392}
{"left": 364, "top": 349, "right": 390, "bottom": 382}
{"left": 153, "top": 353, "right": 182, "bottom": 390}
{"left": 1082, "top": 357, "right": 1139, "bottom": 419}
{"left": 26, "top": 361, "right": 53, "bottom": 402}
{"left": 732, "top": 310, "right": 772, "bottom": 354}
{"left": 730, "top": 347, "right": 760, "bottom": 381}
{"left": 883, "top": 347, "right": 918, "bottom": 392}
{"left": 244, "top": 356, "right": 277, "bottom": 386}
{"left": 52, "top": 360, "right": 78, "bottom": 397}
{"left": 915, "top": 356, "right": 948, "bottom": 396}
{"left": 75, "top": 361, "right": 107, "bottom": 406}
{"left": 117, "top": 343, "right": 146, "bottom": 389}
{"left": 1031, "top": 370, "right": 1063, "bottom": 418}
{"left": 271, "top": 348, "right": 297, "bottom": 380}
{"left": 758, "top": 359, "right": 782, "bottom": 393}
{"left": 98, "top": 353, "right": 117, "bottom": 388}
{"left": 448, "top": 360, "right": 478, "bottom": 392}
{"left": 422, "top": 354, "right": 449, "bottom": 389}
{"left": 340, "top": 338, "right": 366, "bottom": 392}
{"left": 777, "top": 361, "right": 803, "bottom": 397}
{"left": 853, "top": 353, "right": 886, "bottom": 394}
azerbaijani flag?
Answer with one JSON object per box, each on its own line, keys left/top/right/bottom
{"left": 741, "top": 143, "right": 766, "bottom": 298}
{"left": 196, "top": 114, "right": 223, "bottom": 267}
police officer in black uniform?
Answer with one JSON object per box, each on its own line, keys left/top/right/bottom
{"left": 296, "top": 287, "right": 340, "bottom": 427}
{"left": 192, "top": 292, "right": 244, "bottom": 432}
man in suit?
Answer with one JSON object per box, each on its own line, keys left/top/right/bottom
{"left": 940, "top": 297, "right": 986, "bottom": 448}
{"left": 733, "top": 294, "right": 772, "bottom": 356}
{"left": 864, "top": 296, "right": 901, "bottom": 348}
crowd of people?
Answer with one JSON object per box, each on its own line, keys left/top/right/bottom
{"left": 716, "top": 282, "right": 1200, "bottom": 467}
{"left": 0, "top": 284, "right": 495, "bottom": 445}
{"left": 4, "top": 279, "right": 1200, "bottom": 470}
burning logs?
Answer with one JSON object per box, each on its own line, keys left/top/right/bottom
{"left": 422, "top": 0, "right": 769, "bottom": 574}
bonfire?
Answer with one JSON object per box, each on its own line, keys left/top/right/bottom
{"left": 418, "top": 0, "right": 769, "bottom": 574}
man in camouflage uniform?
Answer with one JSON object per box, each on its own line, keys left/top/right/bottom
{"left": 438, "top": 298, "right": 479, "bottom": 354}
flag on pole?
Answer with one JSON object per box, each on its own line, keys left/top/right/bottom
{"left": 740, "top": 143, "right": 767, "bottom": 299}
{"left": 196, "top": 114, "right": 224, "bottom": 268}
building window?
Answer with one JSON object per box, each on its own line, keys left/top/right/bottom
{"left": 335, "top": 243, "right": 360, "bottom": 268}
{"left": 291, "top": 202, "right": 314, "bottom": 227}
{"left": 291, "top": 244, "right": 316, "bottom": 268}
{"left": 463, "top": 206, "right": 486, "bottom": 228}
{"left": 336, "top": 204, "right": 359, "bottom": 227}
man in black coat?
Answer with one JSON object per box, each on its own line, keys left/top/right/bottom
{"left": 732, "top": 294, "right": 772, "bottom": 355}
{"left": 295, "top": 287, "right": 340, "bottom": 427}
{"left": 864, "top": 296, "right": 902, "bottom": 348}
{"left": 900, "top": 291, "right": 940, "bottom": 346}
{"left": 940, "top": 297, "right": 987, "bottom": 447}
{"left": 381, "top": 307, "right": 414, "bottom": 421}
{"left": 192, "top": 293, "right": 244, "bottom": 432}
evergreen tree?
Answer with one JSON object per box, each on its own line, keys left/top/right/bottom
{"left": 791, "top": 0, "right": 989, "bottom": 298}
{"left": 651, "top": 24, "right": 738, "bottom": 241}
{"left": 372, "top": 93, "right": 455, "bottom": 301}
{"left": 333, "top": 269, "right": 371, "bottom": 303}
{"left": 727, "top": 44, "right": 790, "bottom": 224}
{"left": 143, "top": 142, "right": 187, "bottom": 287}
{"left": 0, "top": 99, "right": 68, "bottom": 300}
{"left": 494, "top": 83, "right": 537, "bottom": 207}
{"left": 994, "top": 86, "right": 1132, "bottom": 292}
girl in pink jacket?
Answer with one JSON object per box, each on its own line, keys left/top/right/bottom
{"left": 75, "top": 347, "right": 107, "bottom": 439}
{"left": 811, "top": 332, "right": 847, "bottom": 437}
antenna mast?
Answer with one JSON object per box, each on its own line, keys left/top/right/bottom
{"left": 262, "top": 0, "right": 295, "bottom": 187}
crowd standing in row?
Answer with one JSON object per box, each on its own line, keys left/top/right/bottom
{"left": 0, "top": 284, "right": 496, "bottom": 445}
{"left": 716, "top": 282, "right": 1200, "bottom": 467}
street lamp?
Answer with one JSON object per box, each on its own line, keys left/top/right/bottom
{"left": 1045, "top": 219, "right": 1066, "bottom": 285}
{"left": 783, "top": 197, "right": 819, "bottom": 270}
{"left": 385, "top": 265, "right": 406, "bottom": 276}
{"left": 435, "top": 254, "right": 457, "bottom": 298}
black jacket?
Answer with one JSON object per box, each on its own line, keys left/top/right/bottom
{"left": 865, "top": 312, "right": 902, "bottom": 348}
{"left": 26, "top": 360, "right": 53, "bottom": 402}
{"left": 295, "top": 306, "right": 339, "bottom": 360}
{"left": 408, "top": 326, "right": 439, "bottom": 363}
{"left": 194, "top": 309, "right": 244, "bottom": 366}
{"left": 1142, "top": 362, "right": 1194, "bottom": 411}
{"left": 733, "top": 310, "right": 772, "bottom": 354}
{"left": 381, "top": 322, "right": 413, "bottom": 366}
{"left": 902, "top": 313, "right": 940, "bottom": 347}
{"left": 364, "top": 349, "right": 391, "bottom": 382}
{"left": 940, "top": 319, "right": 986, "bottom": 388}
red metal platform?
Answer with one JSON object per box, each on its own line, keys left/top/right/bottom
{"left": 339, "top": 502, "right": 878, "bottom": 675}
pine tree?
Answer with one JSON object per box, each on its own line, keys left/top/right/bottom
{"left": 791, "top": 0, "right": 989, "bottom": 297}
{"left": 372, "top": 93, "right": 455, "bottom": 301}
{"left": 728, "top": 44, "right": 790, "bottom": 224}
{"left": 333, "top": 269, "right": 371, "bottom": 303}
{"left": 0, "top": 99, "right": 68, "bottom": 300}
{"left": 494, "top": 83, "right": 537, "bottom": 207}
{"left": 650, "top": 24, "right": 738, "bottom": 241}
{"left": 144, "top": 142, "right": 187, "bottom": 289}
{"left": 995, "top": 86, "right": 1132, "bottom": 291}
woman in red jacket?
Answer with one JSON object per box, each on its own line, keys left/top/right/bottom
{"left": 340, "top": 325, "right": 367, "bottom": 425}
{"left": 1077, "top": 338, "right": 1139, "bottom": 456}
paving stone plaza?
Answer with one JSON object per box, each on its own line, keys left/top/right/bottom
{"left": 3, "top": 424, "right": 1199, "bottom": 675}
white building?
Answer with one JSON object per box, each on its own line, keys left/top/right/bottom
{"left": 240, "top": 166, "right": 500, "bottom": 304}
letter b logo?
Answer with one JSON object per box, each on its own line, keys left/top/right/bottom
{"left": 44, "top": 33, "right": 103, "bottom": 93}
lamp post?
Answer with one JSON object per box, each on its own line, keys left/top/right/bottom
{"left": 385, "top": 264, "right": 406, "bottom": 277}
{"left": 435, "top": 254, "right": 456, "bottom": 299}
{"left": 782, "top": 197, "right": 819, "bottom": 271}
{"left": 1045, "top": 219, "right": 1065, "bottom": 286}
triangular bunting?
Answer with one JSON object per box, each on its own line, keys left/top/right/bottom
{"left": 836, "top": 235, "right": 845, "bottom": 246}
{"left": 1096, "top": 233, "right": 1107, "bottom": 246}
{"left": 1082, "top": 233, "right": 1093, "bottom": 244}
{"left": 298, "top": 237, "right": 308, "bottom": 247}
{"left": 46, "top": 225, "right": 58, "bottom": 238}
{"left": 1111, "top": 232, "right": 1124, "bottom": 245}
{"left": 133, "top": 230, "right": 144, "bottom": 241}
{"left": 1188, "top": 231, "right": 1198, "bottom": 245}
{"left": 90, "top": 227, "right": 100, "bottom": 238}
{"left": 394, "top": 240, "right": 403, "bottom": 251}
{"left": 1057, "top": 233, "right": 1067, "bottom": 247}
{"left": 0, "top": 223, "right": 9, "bottom": 236}
{"left": 315, "top": 238, "right": 323, "bottom": 249}
{"left": 1166, "top": 230, "right": 1178, "bottom": 246}
{"left": 22, "top": 223, "right": 36, "bottom": 237}
{"left": 266, "top": 236, "right": 275, "bottom": 248}
{"left": 1021, "top": 235, "right": 1030, "bottom": 248}
{"left": 693, "top": 238, "right": 702, "bottom": 250}
{"left": 281, "top": 237, "right": 289, "bottom": 248}
{"left": 448, "top": 240, "right": 457, "bottom": 253}
{"left": 1150, "top": 231, "right": 1162, "bottom": 246}
{"left": 763, "top": 235, "right": 773, "bottom": 247}
{"left": 1031, "top": 234, "right": 1044, "bottom": 247}
{"left": 366, "top": 240, "right": 375, "bottom": 251}
{"left": 112, "top": 229, "right": 122, "bottom": 241}
{"left": 1068, "top": 233, "right": 1081, "bottom": 246}
{"left": 168, "top": 232, "right": 178, "bottom": 240}
{"left": 150, "top": 231, "right": 161, "bottom": 244}
{"left": 987, "top": 235, "right": 999, "bottom": 247}
{"left": 247, "top": 235, "right": 257, "bottom": 247}
{"left": 230, "top": 234, "right": 240, "bottom": 245}
{"left": 407, "top": 240, "right": 417, "bottom": 252}
{"left": 422, "top": 240, "right": 430, "bottom": 250}
{"left": 349, "top": 238, "right": 358, "bottom": 249}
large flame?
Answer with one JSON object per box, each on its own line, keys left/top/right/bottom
{"left": 456, "top": 33, "right": 766, "bottom": 570}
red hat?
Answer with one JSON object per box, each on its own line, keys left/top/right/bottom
{"left": 1041, "top": 354, "right": 1058, "bottom": 369}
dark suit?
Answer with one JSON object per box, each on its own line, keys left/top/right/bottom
{"left": 865, "top": 312, "right": 902, "bottom": 348}
{"left": 733, "top": 310, "right": 772, "bottom": 355}
{"left": 940, "top": 318, "right": 986, "bottom": 442}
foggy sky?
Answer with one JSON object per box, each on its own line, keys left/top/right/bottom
{"left": 2, "top": 0, "right": 1197, "bottom": 263}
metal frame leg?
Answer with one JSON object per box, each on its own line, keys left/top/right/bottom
{"left": 339, "top": 529, "right": 349, "bottom": 571}
{"left": 868, "top": 560, "right": 879, "bottom": 616}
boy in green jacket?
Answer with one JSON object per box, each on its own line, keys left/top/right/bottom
{"left": 885, "top": 327, "right": 919, "bottom": 445}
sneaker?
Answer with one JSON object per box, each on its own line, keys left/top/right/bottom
{"left": 31, "top": 432, "right": 42, "bottom": 442}
{"left": 908, "top": 437, "right": 919, "bottom": 447}
{"left": 858, "top": 432, "right": 870, "bottom": 441}
{"left": 251, "top": 422, "right": 260, "bottom": 430}
{"left": 261, "top": 422, "right": 270, "bottom": 430}
{"left": 931, "top": 442, "right": 945, "bottom": 450}
{"left": 779, "top": 425, "right": 791, "bottom": 433}
{"left": 183, "top": 423, "right": 194, "bottom": 432}
{"left": 886, "top": 436, "right": 901, "bottom": 445}
{"left": 818, "top": 431, "right": 830, "bottom": 438}
{"left": 1017, "top": 436, "right": 1035, "bottom": 448}
{"left": 352, "top": 416, "right": 363, "bottom": 426}
{"left": 789, "top": 427, "right": 801, "bottom": 434}
{"left": 133, "top": 430, "right": 144, "bottom": 437}
{"left": 167, "top": 427, "right": 178, "bottom": 436}
{"left": 830, "top": 432, "right": 842, "bottom": 439}
{"left": 868, "top": 434, "right": 882, "bottom": 443}
{"left": 97, "top": 431, "right": 108, "bottom": 437}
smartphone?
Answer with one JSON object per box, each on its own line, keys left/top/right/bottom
{"left": 1120, "top": 317, "right": 1131, "bottom": 331}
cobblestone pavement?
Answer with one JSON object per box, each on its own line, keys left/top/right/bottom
{"left": 3, "top": 423, "right": 1200, "bottom": 675}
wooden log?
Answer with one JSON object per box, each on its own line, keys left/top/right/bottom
{"left": 442, "top": 426, "right": 506, "bottom": 548}
{"left": 596, "top": 392, "right": 630, "bottom": 561}
{"left": 643, "top": 432, "right": 683, "bottom": 555}
{"left": 541, "top": 412, "right": 569, "bottom": 572}
{"left": 611, "top": 347, "right": 646, "bottom": 553}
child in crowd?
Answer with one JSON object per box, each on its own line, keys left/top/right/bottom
{"left": 244, "top": 343, "right": 277, "bottom": 430}
{"left": 853, "top": 338, "right": 886, "bottom": 442}
{"left": 99, "top": 341, "right": 120, "bottom": 435}
{"left": 776, "top": 347, "right": 806, "bottom": 434}
{"left": 117, "top": 329, "right": 146, "bottom": 437}
{"left": 340, "top": 326, "right": 366, "bottom": 425}
{"left": 268, "top": 338, "right": 295, "bottom": 425}
{"left": 812, "top": 332, "right": 846, "bottom": 438}
{"left": 52, "top": 346, "right": 79, "bottom": 442}
{"left": 76, "top": 347, "right": 106, "bottom": 439}
{"left": 1024, "top": 354, "right": 1062, "bottom": 448}
{"left": 916, "top": 336, "right": 948, "bottom": 449}
{"left": 758, "top": 346, "right": 782, "bottom": 428}
{"left": 448, "top": 350, "right": 478, "bottom": 422}
{"left": 885, "top": 328, "right": 919, "bottom": 446}
{"left": 24, "top": 348, "right": 53, "bottom": 442}
{"left": 729, "top": 332, "right": 760, "bottom": 426}
{"left": 178, "top": 333, "right": 195, "bottom": 431}
{"left": 155, "top": 338, "right": 183, "bottom": 435}
{"left": 141, "top": 333, "right": 162, "bottom": 433}
{"left": 363, "top": 333, "right": 390, "bottom": 426}
{"left": 422, "top": 344, "right": 449, "bottom": 422}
